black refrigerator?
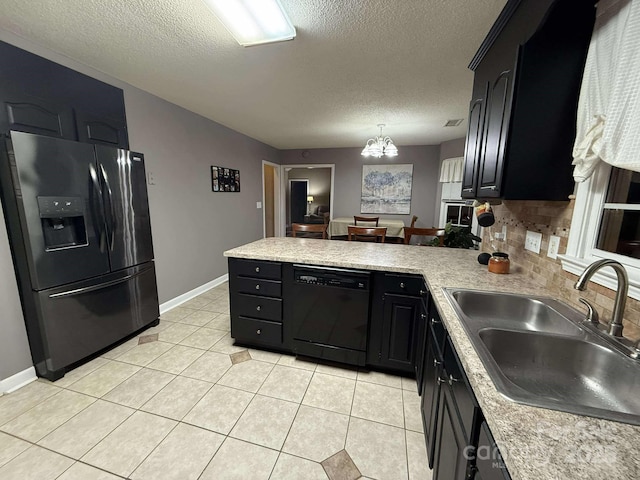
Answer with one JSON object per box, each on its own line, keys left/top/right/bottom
{"left": 0, "top": 131, "right": 159, "bottom": 380}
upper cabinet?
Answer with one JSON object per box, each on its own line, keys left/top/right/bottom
{"left": 461, "top": 0, "right": 595, "bottom": 200}
{"left": 0, "top": 41, "right": 129, "bottom": 149}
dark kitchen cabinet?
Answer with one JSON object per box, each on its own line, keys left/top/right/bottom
{"left": 229, "top": 258, "right": 285, "bottom": 350}
{"left": 413, "top": 279, "right": 429, "bottom": 395}
{"left": 470, "top": 422, "right": 512, "bottom": 480}
{"left": 461, "top": 0, "right": 595, "bottom": 200}
{"left": 0, "top": 41, "right": 129, "bottom": 148}
{"left": 368, "top": 273, "right": 427, "bottom": 374}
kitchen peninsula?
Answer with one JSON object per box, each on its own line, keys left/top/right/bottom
{"left": 225, "top": 237, "right": 640, "bottom": 480}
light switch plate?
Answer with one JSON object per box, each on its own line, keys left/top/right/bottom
{"left": 525, "top": 231, "right": 542, "bottom": 254}
{"left": 256, "top": 201, "right": 262, "bottom": 209}
{"left": 547, "top": 235, "right": 560, "bottom": 259}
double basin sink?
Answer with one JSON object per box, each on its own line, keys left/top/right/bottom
{"left": 444, "top": 289, "right": 640, "bottom": 425}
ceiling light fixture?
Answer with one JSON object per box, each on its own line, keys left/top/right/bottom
{"left": 361, "top": 124, "right": 398, "bottom": 158}
{"left": 203, "top": 0, "right": 296, "bottom": 47}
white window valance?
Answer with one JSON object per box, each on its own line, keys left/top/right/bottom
{"left": 439, "top": 156, "right": 464, "bottom": 183}
{"left": 572, "top": 0, "right": 640, "bottom": 182}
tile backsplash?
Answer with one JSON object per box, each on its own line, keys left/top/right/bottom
{"left": 480, "top": 200, "right": 640, "bottom": 337}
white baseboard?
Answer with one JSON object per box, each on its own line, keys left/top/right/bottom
{"left": 0, "top": 366, "right": 37, "bottom": 394}
{"left": 159, "top": 273, "right": 229, "bottom": 314}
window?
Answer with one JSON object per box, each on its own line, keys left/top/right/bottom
{"left": 561, "top": 163, "right": 640, "bottom": 300}
{"left": 445, "top": 204, "right": 473, "bottom": 227}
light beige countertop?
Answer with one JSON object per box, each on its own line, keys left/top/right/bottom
{"left": 224, "top": 237, "right": 640, "bottom": 480}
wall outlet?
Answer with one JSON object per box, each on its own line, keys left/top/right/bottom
{"left": 147, "top": 171, "right": 156, "bottom": 185}
{"left": 547, "top": 235, "right": 561, "bottom": 259}
{"left": 524, "top": 230, "right": 542, "bottom": 254}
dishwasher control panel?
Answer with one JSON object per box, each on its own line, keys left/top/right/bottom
{"left": 294, "top": 268, "right": 369, "bottom": 290}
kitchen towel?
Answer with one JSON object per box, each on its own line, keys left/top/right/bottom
{"left": 572, "top": 0, "right": 640, "bottom": 181}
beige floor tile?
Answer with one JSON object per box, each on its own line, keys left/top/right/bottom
{"left": 200, "top": 437, "right": 278, "bottom": 480}
{"left": 403, "top": 389, "right": 424, "bottom": 433}
{"left": 102, "top": 368, "right": 175, "bottom": 408}
{"left": 282, "top": 405, "right": 349, "bottom": 462}
{"left": 178, "top": 310, "right": 220, "bottom": 327}
{"left": 180, "top": 327, "right": 227, "bottom": 350}
{"left": 356, "top": 370, "right": 403, "bottom": 389}
{"left": 38, "top": 399, "right": 133, "bottom": 458}
{"left": 131, "top": 423, "right": 224, "bottom": 480}
{"left": 315, "top": 362, "right": 359, "bottom": 380}
{"left": 113, "top": 341, "right": 173, "bottom": 366}
{"left": 258, "top": 365, "right": 312, "bottom": 403}
{"left": 351, "top": 381, "right": 404, "bottom": 428}
{"left": 1, "top": 389, "right": 95, "bottom": 442}
{"left": 302, "top": 373, "right": 355, "bottom": 415}
{"left": 141, "top": 376, "right": 213, "bottom": 421}
{"left": 277, "top": 354, "right": 318, "bottom": 371}
{"left": 206, "top": 313, "right": 231, "bottom": 331}
{"left": 0, "top": 381, "right": 61, "bottom": 425}
{"left": 406, "top": 430, "right": 431, "bottom": 480}
{"left": 146, "top": 345, "right": 204, "bottom": 374}
{"left": 160, "top": 306, "right": 198, "bottom": 322}
{"left": 183, "top": 384, "right": 253, "bottom": 435}
{"left": 159, "top": 323, "right": 200, "bottom": 344}
{"left": 57, "top": 462, "right": 122, "bottom": 480}
{"left": 181, "top": 296, "right": 214, "bottom": 310}
{"left": 180, "top": 351, "right": 232, "bottom": 383}
{"left": 100, "top": 337, "right": 139, "bottom": 359}
{"left": 210, "top": 333, "right": 247, "bottom": 354}
{"left": 52, "top": 357, "right": 110, "bottom": 388}
{"left": 66, "top": 360, "right": 141, "bottom": 397}
{"left": 271, "top": 453, "right": 328, "bottom": 480}
{"left": 230, "top": 395, "right": 299, "bottom": 450}
{"left": 199, "top": 288, "right": 225, "bottom": 300}
{"left": 217, "top": 359, "right": 274, "bottom": 393}
{"left": 200, "top": 298, "right": 230, "bottom": 314}
{"left": 402, "top": 376, "right": 418, "bottom": 393}
{"left": 0, "top": 432, "right": 30, "bottom": 468}
{"left": 321, "top": 450, "right": 361, "bottom": 480}
{"left": 0, "top": 445, "right": 74, "bottom": 480}
{"left": 346, "top": 417, "right": 408, "bottom": 480}
{"left": 81, "top": 411, "right": 177, "bottom": 477}
{"left": 248, "top": 348, "right": 281, "bottom": 363}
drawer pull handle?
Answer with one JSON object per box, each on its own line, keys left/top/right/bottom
{"left": 434, "top": 359, "right": 442, "bottom": 367}
{"left": 256, "top": 329, "right": 261, "bottom": 335}
{"left": 400, "top": 282, "right": 406, "bottom": 289}
{"left": 255, "top": 267, "right": 260, "bottom": 273}
{"left": 421, "top": 313, "right": 427, "bottom": 320}
{"left": 256, "top": 305, "right": 261, "bottom": 311}
{"left": 437, "top": 376, "right": 447, "bottom": 385}
{"left": 448, "top": 375, "right": 460, "bottom": 386}
{"left": 419, "top": 289, "right": 427, "bottom": 295}
{"left": 431, "top": 317, "right": 441, "bottom": 325}
{"left": 255, "top": 284, "right": 260, "bottom": 290}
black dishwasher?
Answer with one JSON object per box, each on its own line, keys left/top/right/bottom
{"left": 285, "top": 264, "right": 371, "bottom": 366}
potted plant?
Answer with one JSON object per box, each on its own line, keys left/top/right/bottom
{"left": 442, "top": 222, "right": 482, "bottom": 249}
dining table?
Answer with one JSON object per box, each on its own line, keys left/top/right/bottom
{"left": 327, "top": 217, "right": 406, "bottom": 239}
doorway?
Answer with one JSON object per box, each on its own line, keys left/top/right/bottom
{"left": 283, "top": 165, "right": 335, "bottom": 236}
{"left": 262, "top": 161, "right": 281, "bottom": 238}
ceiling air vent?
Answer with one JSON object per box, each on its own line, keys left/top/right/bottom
{"left": 444, "top": 119, "right": 463, "bottom": 127}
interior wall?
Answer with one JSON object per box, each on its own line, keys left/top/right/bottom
{"left": 280, "top": 146, "right": 440, "bottom": 226}
{"left": 0, "top": 31, "right": 278, "bottom": 382}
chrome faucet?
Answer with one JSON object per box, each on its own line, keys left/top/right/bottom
{"left": 574, "top": 259, "right": 629, "bottom": 337}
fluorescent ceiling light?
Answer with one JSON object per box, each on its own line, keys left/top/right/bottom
{"left": 204, "top": 0, "right": 296, "bottom": 47}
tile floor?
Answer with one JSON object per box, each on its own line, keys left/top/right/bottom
{"left": 0, "top": 283, "right": 431, "bottom": 480}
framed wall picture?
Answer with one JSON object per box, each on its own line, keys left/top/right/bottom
{"left": 361, "top": 164, "right": 413, "bottom": 214}
{"left": 211, "top": 166, "right": 240, "bottom": 192}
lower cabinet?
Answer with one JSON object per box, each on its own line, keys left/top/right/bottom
{"left": 471, "top": 422, "right": 512, "bottom": 480}
{"left": 367, "top": 272, "right": 427, "bottom": 374}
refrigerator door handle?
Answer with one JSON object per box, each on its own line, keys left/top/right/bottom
{"left": 100, "top": 163, "right": 116, "bottom": 251}
{"left": 48, "top": 264, "right": 153, "bottom": 298}
{"left": 88, "top": 163, "right": 106, "bottom": 252}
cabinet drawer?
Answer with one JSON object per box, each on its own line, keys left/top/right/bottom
{"left": 233, "top": 259, "right": 281, "bottom": 280}
{"left": 383, "top": 273, "right": 425, "bottom": 296}
{"left": 233, "top": 317, "right": 282, "bottom": 346}
{"left": 235, "top": 277, "right": 281, "bottom": 298}
{"left": 236, "top": 294, "right": 282, "bottom": 322}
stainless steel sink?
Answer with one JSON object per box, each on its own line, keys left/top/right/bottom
{"left": 444, "top": 288, "right": 640, "bottom": 425}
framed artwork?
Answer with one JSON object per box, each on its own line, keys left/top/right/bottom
{"left": 361, "top": 164, "right": 413, "bottom": 214}
{"left": 211, "top": 166, "right": 240, "bottom": 192}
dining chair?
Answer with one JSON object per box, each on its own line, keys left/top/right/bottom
{"left": 410, "top": 215, "right": 418, "bottom": 228}
{"left": 292, "top": 223, "right": 328, "bottom": 239}
{"left": 348, "top": 226, "right": 387, "bottom": 243}
{"left": 403, "top": 227, "right": 445, "bottom": 246}
{"left": 353, "top": 215, "right": 380, "bottom": 226}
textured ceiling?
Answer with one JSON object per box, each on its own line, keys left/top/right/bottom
{"left": 0, "top": 0, "right": 507, "bottom": 149}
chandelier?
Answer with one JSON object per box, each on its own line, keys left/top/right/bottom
{"left": 361, "top": 124, "right": 399, "bottom": 158}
